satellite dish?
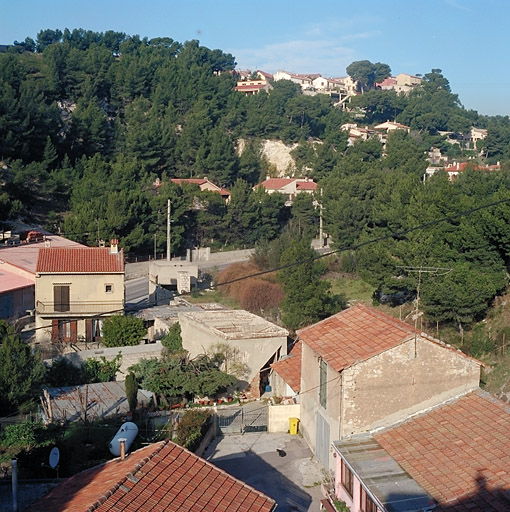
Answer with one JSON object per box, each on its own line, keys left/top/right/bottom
{"left": 49, "top": 447, "right": 60, "bottom": 469}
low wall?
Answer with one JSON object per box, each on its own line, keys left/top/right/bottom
{"left": 48, "top": 342, "right": 164, "bottom": 378}
{"left": 268, "top": 403, "right": 300, "bottom": 433}
{"left": 194, "top": 417, "right": 217, "bottom": 457}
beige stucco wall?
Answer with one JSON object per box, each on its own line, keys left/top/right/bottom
{"left": 178, "top": 312, "right": 287, "bottom": 392}
{"left": 268, "top": 404, "right": 300, "bottom": 432}
{"left": 36, "top": 273, "right": 124, "bottom": 311}
{"left": 299, "top": 342, "right": 341, "bottom": 469}
{"left": 269, "top": 370, "right": 296, "bottom": 398}
{"left": 35, "top": 272, "right": 125, "bottom": 342}
{"left": 340, "top": 336, "right": 481, "bottom": 437}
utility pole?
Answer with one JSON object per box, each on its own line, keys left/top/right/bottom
{"left": 398, "top": 266, "right": 452, "bottom": 354}
{"left": 318, "top": 188, "right": 323, "bottom": 244}
{"left": 166, "top": 199, "right": 171, "bottom": 261}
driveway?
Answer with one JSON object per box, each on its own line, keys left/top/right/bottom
{"left": 203, "top": 433, "right": 325, "bottom": 512}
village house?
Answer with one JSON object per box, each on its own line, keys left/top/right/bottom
{"left": 27, "top": 439, "right": 276, "bottom": 512}
{"left": 154, "top": 177, "right": 231, "bottom": 203}
{"left": 234, "top": 78, "right": 273, "bottom": 95}
{"left": 376, "top": 73, "right": 422, "bottom": 94}
{"left": 293, "top": 304, "right": 482, "bottom": 469}
{"left": 34, "top": 241, "right": 125, "bottom": 344}
{"left": 256, "top": 176, "right": 317, "bottom": 205}
{"left": 178, "top": 309, "right": 289, "bottom": 398}
{"left": 0, "top": 233, "right": 82, "bottom": 319}
{"left": 332, "top": 388, "right": 510, "bottom": 511}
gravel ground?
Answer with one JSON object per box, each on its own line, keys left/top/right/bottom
{"left": 0, "top": 481, "right": 59, "bottom": 511}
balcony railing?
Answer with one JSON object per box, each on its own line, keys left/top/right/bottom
{"left": 36, "top": 300, "right": 124, "bottom": 315}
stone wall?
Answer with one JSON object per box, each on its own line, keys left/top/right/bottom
{"left": 49, "top": 342, "right": 164, "bottom": 378}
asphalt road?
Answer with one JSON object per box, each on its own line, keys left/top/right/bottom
{"left": 204, "top": 433, "right": 324, "bottom": 512}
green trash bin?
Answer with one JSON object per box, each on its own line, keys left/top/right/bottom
{"left": 289, "top": 417, "right": 299, "bottom": 435}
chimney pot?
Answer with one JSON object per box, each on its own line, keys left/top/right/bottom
{"left": 119, "top": 438, "right": 126, "bottom": 460}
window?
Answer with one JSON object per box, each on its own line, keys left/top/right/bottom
{"left": 92, "top": 318, "right": 103, "bottom": 339}
{"left": 340, "top": 459, "right": 353, "bottom": 498}
{"left": 319, "top": 358, "right": 327, "bottom": 409}
{"left": 360, "top": 486, "right": 377, "bottom": 512}
{"left": 51, "top": 320, "right": 77, "bottom": 343}
{"left": 105, "top": 284, "right": 113, "bottom": 293}
{"left": 54, "top": 285, "right": 70, "bottom": 312}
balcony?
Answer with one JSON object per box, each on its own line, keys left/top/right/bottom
{"left": 36, "top": 300, "right": 124, "bottom": 315}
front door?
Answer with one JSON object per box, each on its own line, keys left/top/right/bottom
{"left": 316, "top": 411, "right": 330, "bottom": 469}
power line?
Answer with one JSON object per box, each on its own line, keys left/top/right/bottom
{"left": 203, "top": 197, "right": 510, "bottom": 292}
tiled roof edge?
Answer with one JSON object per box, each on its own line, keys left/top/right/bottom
{"left": 87, "top": 441, "right": 167, "bottom": 511}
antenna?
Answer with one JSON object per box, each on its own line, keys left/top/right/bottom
{"left": 397, "top": 266, "right": 452, "bottom": 356}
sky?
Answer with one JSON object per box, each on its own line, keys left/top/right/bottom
{"left": 1, "top": 0, "right": 509, "bottom": 116}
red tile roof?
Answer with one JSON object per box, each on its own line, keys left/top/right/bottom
{"left": 27, "top": 440, "right": 276, "bottom": 512}
{"left": 36, "top": 247, "right": 124, "bottom": 274}
{"left": 297, "top": 304, "right": 420, "bottom": 372}
{"left": 259, "top": 178, "right": 295, "bottom": 190}
{"left": 295, "top": 181, "right": 317, "bottom": 191}
{"left": 270, "top": 341, "right": 302, "bottom": 392}
{"left": 375, "top": 389, "right": 510, "bottom": 511}
{"left": 169, "top": 178, "right": 230, "bottom": 197}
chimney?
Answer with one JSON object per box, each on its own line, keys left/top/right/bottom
{"left": 110, "top": 239, "right": 119, "bottom": 254}
{"left": 44, "top": 239, "right": 51, "bottom": 248}
{"left": 99, "top": 239, "right": 105, "bottom": 248}
{"left": 119, "top": 438, "right": 126, "bottom": 460}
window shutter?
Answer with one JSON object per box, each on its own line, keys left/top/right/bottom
{"left": 51, "top": 320, "right": 59, "bottom": 342}
{"left": 70, "top": 321, "right": 77, "bottom": 342}
{"left": 85, "top": 319, "right": 92, "bottom": 342}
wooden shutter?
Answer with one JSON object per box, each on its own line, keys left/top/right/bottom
{"left": 51, "top": 320, "right": 59, "bottom": 342}
{"left": 54, "top": 286, "right": 70, "bottom": 312}
{"left": 70, "top": 321, "right": 77, "bottom": 343}
{"left": 85, "top": 319, "right": 92, "bottom": 342}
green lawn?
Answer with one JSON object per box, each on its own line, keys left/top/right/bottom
{"left": 329, "top": 274, "right": 375, "bottom": 304}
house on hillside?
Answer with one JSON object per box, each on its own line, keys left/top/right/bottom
{"left": 234, "top": 79, "right": 273, "bottom": 95}
{"left": 154, "top": 177, "right": 231, "bottom": 203}
{"left": 0, "top": 233, "right": 83, "bottom": 319}
{"left": 27, "top": 439, "right": 276, "bottom": 512}
{"left": 35, "top": 240, "right": 125, "bottom": 344}
{"left": 273, "top": 70, "right": 315, "bottom": 89}
{"left": 332, "top": 388, "right": 510, "bottom": 511}
{"left": 295, "top": 304, "right": 482, "bottom": 469}
{"left": 178, "top": 309, "right": 289, "bottom": 398}
{"left": 376, "top": 73, "right": 422, "bottom": 94}
{"left": 256, "top": 176, "right": 317, "bottom": 205}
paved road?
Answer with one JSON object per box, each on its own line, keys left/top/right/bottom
{"left": 125, "top": 276, "right": 149, "bottom": 310}
{"left": 204, "top": 433, "right": 324, "bottom": 512}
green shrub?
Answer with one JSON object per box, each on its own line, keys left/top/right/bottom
{"left": 102, "top": 315, "right": 145, "bottom": 347}
{"left": 82, "top": 352, "right": 122, "bottom": 383}
{"left": 125, "top": 372, "right": 138, "bottom": 412}
{"left": 175, "top": 409, "right": 211, "bottom": 452}
{"left": 45, "top": 358, "right": 83, "bottom": 387}
{"left": 161, "top": 323, "right": 182, "bottom": 352}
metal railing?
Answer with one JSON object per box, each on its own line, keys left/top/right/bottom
{"left": 36, "top": 300, "right": 124, "bottom": 315}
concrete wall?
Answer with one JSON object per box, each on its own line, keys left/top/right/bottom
{"left": 51, "top": 342, "right": 164, "bottom": 378}
{"left": 340, "top": 337, "right": 480, "bottom": 437}
{"left": 179, "top": 313, "right": 287, "bottom": 393}
{"left": 269, "top": 370, "right": 296, "bottom": 398}
{"left": 299, "top": 342, "right": 341, "bottom": 469}
{"left": 268, "top": 404, "right": 300, "bottom": 433}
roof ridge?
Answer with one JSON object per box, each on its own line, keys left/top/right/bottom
{"left": 87, "top": 441, "right": 168, "bottom": 511}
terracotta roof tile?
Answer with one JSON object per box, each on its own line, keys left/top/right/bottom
{"left": 297, "top": 304, "right": 419, "bottom": 372}
{"left": 375, "top": 389, "right": 510, "bottom": 511}
{"left": 27, "top": 440, "right": 276, "bottom": 512}
{"left": 270, "top": 341, "right": 302, "bottom": 392}
{"left": 36, "top": 247, "right": 124, "bottom": 274}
